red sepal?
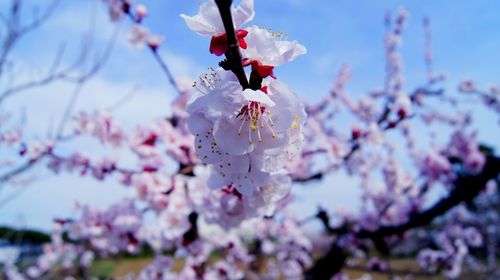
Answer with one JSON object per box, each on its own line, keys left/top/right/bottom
{"left": 209, "top": 32, "right": 227, "bottom": 56}
{"left": 242, "top": 59, "right": 276, "bottom": 79}
{"left": 236, "top": 29, "right": 248, "bottom": 49}
{"left": 210, "top": 30, "right": 249, "bottom": 56}
{"left": 252, "top": 61, "right": 276, "bottom": 79}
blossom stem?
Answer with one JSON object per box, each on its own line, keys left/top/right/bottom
{"left": 214, "top": 0, "right": 249, "bottom": 89}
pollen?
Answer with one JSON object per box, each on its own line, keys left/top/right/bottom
{"left": 195, "top": 69, "right": 221, "bottom": 91}
{"left": 236, "top": 98, "right": 280, "bottom": 145}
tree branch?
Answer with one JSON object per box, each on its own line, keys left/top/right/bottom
{"left": 306, "top": 154, "right": 500, "bottom": 279}
{"left": 358, "top": 154, "right": 500, "bottom": 239}
{"left": 118, "top": 1, "right": 182, "bottom": 95}
{"left": 214, "top": 0, "right": 249, "bottom": 89}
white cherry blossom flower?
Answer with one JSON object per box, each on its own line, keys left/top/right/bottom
{"left": 188, "top": 70, "right": 306, "bottom": 196}
{"left": 187, "top": 70, "right": 305, "bottom": 196}
{"left": 188, "top": 73, "right": 305, "bottom": 159}
{"left": 180, "top": 0, "right": 254, "bottom": 56}
{"left": 241, "top": 25, "right": 306, "bottom": 78}
{"left": 128, "top": 25, "right": 164, "bottom": 49}
{"left": 393, "top": 92, "right": 412, "bottom": 118}
{"left": 135, "top": 4, "right": 148, "bottom": 20}
{"left": 180, "top": 0, "right": 254, "bottom": 36}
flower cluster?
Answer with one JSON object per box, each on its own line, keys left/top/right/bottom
{"left": 417, "top": 216, "right": 483, "bottom": 278}
{"left": 254, "top": 217, "right": 313, "bottom": 278}
{"left": 68, "top": 199, "right": 143, "bottom": 255}
{"left": 182, "top": 0, "right": 306, "bottom": 217}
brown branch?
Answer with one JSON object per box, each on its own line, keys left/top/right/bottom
{"left": 346, "top": 264, "right": 436, "bottom": 277}
{"left": 306, "top": 154, "right": 500, "bottom": 279}
{"left": 214, "top": 0, "right": 249, "bottom": 89}
{"left": 292, "top": 172, "right": 323, "bottom": 183}
{"left": 0, "top": 3, "right": 117, "bottom": 104}
{"left": 119, "top": 2, "right": 182, "bottom": 95}
{"left": 148, "top": 45, "right": 181, "bottom": 93}
{"left": 0, "top": 153, "right": 47, "bottom": 184}
{"left": 305, "top": 244, "right": 346, "bottom": 280}
{"left": 0, "top": 0, "right": 61, "bottom": 78}
{"left": 358, "top": 154, "right": 500, "bottom": 239}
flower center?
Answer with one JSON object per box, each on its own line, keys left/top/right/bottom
{"left": 236, "top": 101, "right": 276, "bottom": 144}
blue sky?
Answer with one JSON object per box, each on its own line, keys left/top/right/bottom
{"left": 1, "top": 0, "right": 499, "bottom": 231}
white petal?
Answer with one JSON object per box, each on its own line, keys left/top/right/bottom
{"left": 187, "top": 71, "right": 243, "bottom": 121}
{"left": 188, "top": 113, "right": 226, "bottom": 164}
{"left": 258, "top": 173, "right": 291, "bottom": 203}
{"left": 207, "top": 168, "right": 230, "bottom": 189}
{"left": 251, "top": 153, "right": 287, "bottom": 173}
{"left": 232, "top": 0, "right": 255, "bottom": 28}
{"left": 242, "top": 89, "right": 275, "bottom": 106}
{"left": 194, "top": 132, "right": 225, "bottom": 164}
{"left": 187, "top": 112, "right": 212, "bottom": 134}
{"left": 251, "top": 125, "right": 288, "bottom": 155}
{"left": 242, "top": 26, "right": 277, "bottom": 63}
{"left": 213, "top": 116, "right": 254, "bottom": 155}
{"left": 267, "top": 80, "right": 305, "bottom": 131}
{"left": 233, "top": 168, "right": 269, "bottom": 196}
{"left": 275, "top": 40, "right": 307, "bottom": 65}
{"left": 180, "top": 0, "right": 224, "bottom": 35}
{"left": 180, "top": 14, "right": 216, "bottom": 35}
{"left": 242, "top": 25, "right": 306, "bottom": 66}
{"left": 214, "top": 155, "right": 250, "bottom": 175}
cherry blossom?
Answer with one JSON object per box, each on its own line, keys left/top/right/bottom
{"left": 135, "top": 4, "right": 148, "bottom": 20}
{"left": 128, "top": 25, "right": 164, "bottom": 49}
{"left": 241, "top": 25, "right": 307, "bottom": 78}
{"left": 187, "top": 70, "right": 306, "bottom": 195}
{"left": 101, "top": 0, "right": 130, "bottom": 22}
{"left": 180, "top": 0, "right": 254, "bottom": 56}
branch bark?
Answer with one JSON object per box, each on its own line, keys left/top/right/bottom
{"left": 214, "top": 0, "right": 249, "bottom": 89}
{"left": 305, "top": 154, "right": 500, "bottom": 279}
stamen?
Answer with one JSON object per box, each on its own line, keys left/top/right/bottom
{"left": 257, "top": 122, "right": 262, "bottom": 142}
{"left": 238, "top": 117, "right": 246, "bottom": 136}
{"left": 291, "top": 115, "right": 300, "bottom": 129}
{"left": 248, "top": 123, "right": 253, "bottom": 144}
{"left": 235, "top": 99, "right": 279, "bottom": 144}
{"left": 262, "top": 117, "right": 277, "bottom": 139}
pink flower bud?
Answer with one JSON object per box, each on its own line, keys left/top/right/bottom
{"left": 135, "top": 4, "right": 148, "bottom": 20}
{"left": 220, "top": 193, "right": 243, "bottom": 216}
